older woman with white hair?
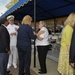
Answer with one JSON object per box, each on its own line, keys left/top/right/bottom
{"left": 17, "top": 15, "right": 36, "bottom": 75}
{"left": 36, "top": 21, "right": 49, "bottom": 74}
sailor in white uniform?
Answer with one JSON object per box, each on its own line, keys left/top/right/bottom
{"left": 6, "top": 15, "right": 19, "bottom": 69}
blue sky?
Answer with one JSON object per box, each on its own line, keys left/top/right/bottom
{"left": 0, "top": 0, "right": 10, "bottom": 16}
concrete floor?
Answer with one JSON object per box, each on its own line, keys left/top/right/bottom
{"left": 8, "top": 52, "right": 60, "bottom": 75}
{"left": 31, "top": 53, "right": 60, "bottom": 75}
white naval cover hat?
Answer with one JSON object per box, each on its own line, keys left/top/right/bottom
{"left": 7, "top": 15, "right": 15, "bottom": 20}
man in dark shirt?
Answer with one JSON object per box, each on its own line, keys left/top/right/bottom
{"left": 0, "top": 18, "right": 10, "bottom": 75}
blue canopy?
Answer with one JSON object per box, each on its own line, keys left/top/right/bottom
{"left": 1, "top": 0, "right": 75, "bottom": 21}
{"left": 0, "top": 0, "right": 29, "bottom": 18}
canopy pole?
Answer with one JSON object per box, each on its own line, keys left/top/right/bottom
{"left": 54, "top": 18, "right": 57, "bottom": 32}
{"left": 34, "top": 0, "right": 36, "bottom": 67}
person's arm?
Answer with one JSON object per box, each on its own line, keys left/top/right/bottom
{"left": 0, "top": 27, "right": 10, "bottom": 52}
{"left": 37, "top": 30, "right": 45, "bottom": 36}
{"left": 7, "top": 26, "right": 19, "bottom": 36}
{"left": 29, "top": 26, "right": 36, "bottom": 39}
{"left": 36, "top": 30, "right": 45, "bottom": 41}
{"left": 37, "top": 30, "right": 46, "bottom": 41}
{"left": 69, "top": 27, "right": 75, "bottom": 67}
{"left": 1, "top": 29, "right": 10, "bottom": 52}
{"left": 65, "top": 28, "right": 73, "bottom": 51}
{"left": 37, "top": 35, "right": 43, "bottom": 41}
{"left": 11, "top": 26, "right": 19, "bottom": 35}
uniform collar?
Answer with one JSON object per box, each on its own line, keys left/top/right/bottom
{"left": 8, "top": 24, "right": 15, "bottom": 26}
{"left": 2, "top": 24, "right": 7, "bottom": 28}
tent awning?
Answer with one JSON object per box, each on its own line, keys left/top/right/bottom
{"left": 1, "top": 0, "right": 75, "bottom": 21}
{"left": 0, "top": 0, "right": 31, "bottom": 19}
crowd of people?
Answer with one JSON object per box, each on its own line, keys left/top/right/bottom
{"left": 0, "top": 15, "right": 49, "bottom": 75}
{"left": 0, "top": 13, "right": 75, "bottom": 75}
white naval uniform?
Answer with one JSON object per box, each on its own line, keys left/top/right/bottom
{"left": 7, "top": 24, "right": 19, "bottom": 68}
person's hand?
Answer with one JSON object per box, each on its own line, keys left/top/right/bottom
{"left": 70, "top": 63, "right": 74, "bottom": 68}
{"left": 13, "top": 32, "right": 16, "bottom": 35}
{"left": 10, "top": 33, "right": 14, "bottom": 36}
{"left": 7, "top": 51, "right": 11, "bottom": 55}
{"left": 33, "top": 31, "right": 37, "bottom": 35}
{"left": 15, "top": 28, "right": 18, "bottom": 31}
{"left": 10, "top": 32, "right": 16, "bottom": 36}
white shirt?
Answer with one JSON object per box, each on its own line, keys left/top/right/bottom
{"left": 7, "top": 24, "right": 19, "bottom": 46}
{"left": 36, "top": 27, "right": 49, "bottom": 46}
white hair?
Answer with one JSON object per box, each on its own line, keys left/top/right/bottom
{"left": 39, "top": 21, "right": 46, "bottom": 26}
